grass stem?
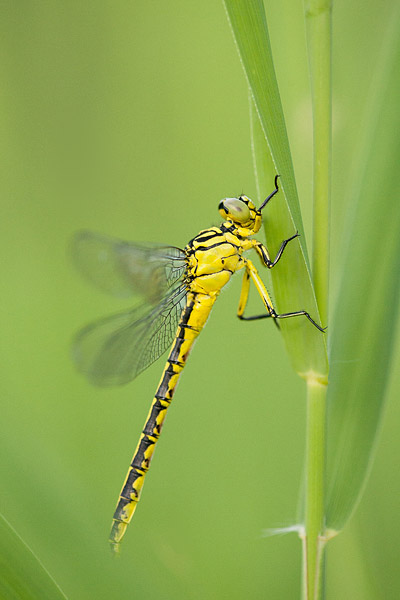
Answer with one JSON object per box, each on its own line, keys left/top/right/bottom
{"left": 302, "top": 1, "right": 331, "bottom": 596}
{"left": 304, "top": 378, "right": 327, "bottom": 600}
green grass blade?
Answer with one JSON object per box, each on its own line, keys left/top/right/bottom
{"left": 325, "top": 6, "right": 400, "bottom": 532}
{"left": 0, "top": 514, "right": 68, "bottom": 600}
{"left": 304, "top": 0, "right": 332, "bottom": 328}
{"left": 224, "top": 0, "right": 304, "bottom": 234}
{"left": 224, "top": 0, "right": 328, "bottom": 379}
{"left": 302, "top": 1, "right": 332, "bottom": 597}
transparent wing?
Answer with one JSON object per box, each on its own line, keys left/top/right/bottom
{"left": 71, "top": 230, "right": 187, "bottom": 303}
{"left": 73, "top": 283, "right": 188, "bottom": 386}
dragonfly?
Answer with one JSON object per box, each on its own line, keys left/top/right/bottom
{"left": 72, "top": 175, "right": 324, "bottom": 553}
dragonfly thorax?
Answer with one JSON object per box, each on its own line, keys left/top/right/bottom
{"left": 218, "top": 195, "right": 262, "bottom": 236}
{"left": 185, "top": 226, "right": 246, "bottom": 296}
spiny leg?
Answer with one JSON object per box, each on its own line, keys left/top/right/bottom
{"left": 254, "top": 232, "right": 299, "bottom": 269}
{"left": 237, "top": 268, "right": 251, "bottom": 319}
{"left": 259, "top": 174, "right": 280, "bottom": 210}
{"left": 238, "top": 259, "right": 324, "bottom": 332}
{"left": 273, "top": 310, "right": 326, "bottom": 332}
{"left": 237, "top": 262, "right": 280, "bottom": 329}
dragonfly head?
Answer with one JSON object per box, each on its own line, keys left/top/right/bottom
{"left": 219, "top": 177, "right": 280, "bottom": 236}
{"left": 218, "top": 196, "right": 262, "bottom": 236}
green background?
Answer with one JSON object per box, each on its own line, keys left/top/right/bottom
{"left": 1, "top": 2, "right": 399, "bottom": 598}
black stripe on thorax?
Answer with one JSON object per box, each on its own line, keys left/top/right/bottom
{"left": 194, "top": 231, "right": 224, "bottom": 243}
{"left": 192, "top": 268, "right": 234, "bottom": 279}
{"left": 193, "top": 240, "right": 240, "bottom": 253}
{"left": 187, "top": 228, "right": 223, "bottom": 247}
{"left": 220, "top": 223, "right": 245, "bottom": 239}
{"left": 220, "top": 223, "right": 235, "bottom": 233}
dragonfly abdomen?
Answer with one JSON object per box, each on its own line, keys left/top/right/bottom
{"left": 109, "top": 291, "right": 216, "bottom": 552}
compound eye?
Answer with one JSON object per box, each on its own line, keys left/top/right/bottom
{"left": 221, "top": 198, "right": 251, "bottom": 223}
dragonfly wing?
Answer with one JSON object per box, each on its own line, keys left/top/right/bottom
{"left": 73, "top": 284, "right": 188, "bottom": 386}
{"left": 72, "top": 231, "right": 187, "bottom": 301}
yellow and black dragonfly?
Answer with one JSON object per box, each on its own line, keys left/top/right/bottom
{"left": 72, "top": 176, "right": 323, "bottom": 553}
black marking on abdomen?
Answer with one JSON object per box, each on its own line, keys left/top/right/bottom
{"left": 130, "top": 436, "right": 154, "bottom": 471}
{"left": 142, "top": 398, "right": 167, "bottom": 436}
{"left": 110, "top": 291, "right": 213, "bottom": 548}
{"left": 114, "top": 494, "right": 133, "bottom": 514}
{"left": 156, "top": 360, "right": 182, "bottom": 396}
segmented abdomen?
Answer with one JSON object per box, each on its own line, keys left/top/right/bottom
{"left": 109, "top": 291, "right": 216, "bottom": 552}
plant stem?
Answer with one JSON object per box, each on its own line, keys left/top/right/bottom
{"left": 302, "top": 2, "right": 331, "bottom": 596}
{"left": 304, "top": 0, "right": 332, "bottom": 326}
{"left": 304, "top": 378, "right": 327, "bottom": 600}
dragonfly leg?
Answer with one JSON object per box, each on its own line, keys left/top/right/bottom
{"left": 259, "top": 174, "right": 280, "bottom": 210}
{"left": 237, "top": 268, "right": 251, "bottom": 318}
{"left": 240, "top": 259, "right": 324, "bottom": 332}
{"left": 273, "top": 310, "right": 326, "bottom": 332}
{"left": 237, "top": 260, "right": 279, "bottom": 328}
{"left": 254, "top": 232, "right": 299, "bottom": 269}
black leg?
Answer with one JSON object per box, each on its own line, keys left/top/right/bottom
{"left": 239, "top": 309, "right": 325, "bottom": 332}
{"left": 261, "top": 232, "right": 299, "bottom": 268}
{"left": 274, "top": 310, "right": 326, "bottom": 332}
{"left": 238, "top": 312, "right": 281, "bottom": 329}
{"left": 259, "top": 175, "right": 280, "bottom": 210}
{"left": 238, "top": 313, "right": 272, "bottom": 321}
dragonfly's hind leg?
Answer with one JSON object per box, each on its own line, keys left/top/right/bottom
{"left": 237, "top": 268, "right": 251, "bottom": 318}
{"left": 237, "top": 259, "right": 324, "bottom": 332}
{"left": 272, "top": 310, "right": 326, "bottom": 332}
{"left": 237, "top": 261, "right": 278, "bottom": 327}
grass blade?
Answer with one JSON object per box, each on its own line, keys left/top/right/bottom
{"left": 224, "top": 0, "right": 328, "bottom": 378}
{"left": 325, "top": 5, "right": 400, "bottom": 532}
{"left": 304, "top": 0, "right": 332, "bottom": 327}
{"left": 0, "top": 514, "right": 68, "bottom": 600}
{"left": 302, "top": 1, "right": 332, "bottom": 597}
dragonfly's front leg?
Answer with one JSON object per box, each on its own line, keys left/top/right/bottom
{"left": 252, "top": 233, "right": 299, "bottom": 269}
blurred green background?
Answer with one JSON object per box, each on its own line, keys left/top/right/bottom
{"left": 1, "top": 1, "right": 399, "bottom": 598}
